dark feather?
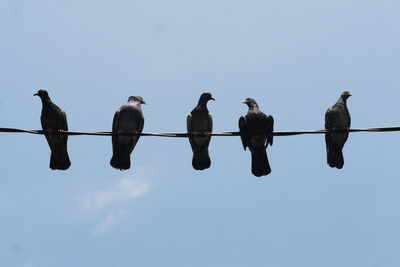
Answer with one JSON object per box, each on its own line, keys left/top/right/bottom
{"left": 187, "top": 93, "right": 214, "bottom": 170}
{"left": 239, "top": 98, "right": 274, "bottom": 177}
{"left": 325, "top": 91, "right": 351, "bottom": 169}
{"left": 110, "top": 96, "right": 145, "bottom": 170}
{"left": 35, "top": 89, "right": 71, "bottom": 170}
{"left": 238, "top": 116, "right": 248, "bottom": 150}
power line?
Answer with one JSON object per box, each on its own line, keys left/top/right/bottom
{"left": 1, "top": 126, "right": 400, "bottom": 137}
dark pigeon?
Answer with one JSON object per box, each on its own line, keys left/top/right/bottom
{"left": 239, "top": 98, "right": 274, "bottom": 177}
{"left": 325, "top": 91, "right": 351, "bottom": 169}
{"left": 34, "top": 89, "right": 71, "bottom": 170}
{"left": 187, "top": 92, "right": 214, "bottom": 170}
{"left": 110, "top": 96, "right": 145, "bottom": 170}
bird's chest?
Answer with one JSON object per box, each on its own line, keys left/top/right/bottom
{"left": 41, "top": 109, "right": 63, "bottom": 129}
{"left": 246, "top": 114, "right": 266, "bottom": 132}
{"left": 246, "top": 118, "right": 267, "bottom": 146}
{"left": 118, "top": 109, "right": 142, "bottom": 129}
{"left": 191, "top": 113, "right": 210, "bottom": 132}
{"left": 331, "top": 107, "right": 350, "bottom": 128}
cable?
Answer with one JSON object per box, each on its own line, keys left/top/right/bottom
{"left": 1, "top": 126, "right": 400, "bottom": 137}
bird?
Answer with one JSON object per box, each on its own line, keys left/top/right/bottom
{"left": 187, "top": 92, "right": 215, "bottom": 170}
{"left": 239, "top": 98, "right": 274, "bottom": 177}
{"left": 34, "top": 89, "right": 71, "bottom": 170}
{"left": 110, "top": 96, "right": 145, "bottom": 170}
{"left": 325, "top": 91, "right": 351, "bottom": 169}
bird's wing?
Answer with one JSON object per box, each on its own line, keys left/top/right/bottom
{"left": 347, "top": 108, "right": 351, "bottom": 128}
{"left": 60, "top": 110, "right": 69, "bottom": 146}
{"left": 239, "top": 115, "right": 248, "bottom": 150}
{"left": 325, "top": 107, "right": 333, "bottom": 129}
{"left": 112, "top": 109, "right": 120, "bottom": 132}
{"left": 208, "top": 113, "right": 213, "bottom": 133}
{"left": 266, "top": 115, "right": 274, "bottom": 146}
{"left": 138, "top": 113, "right": 144, "bottom": 133}
{"left": 61, "top": 110, "right": 68, "bottom": 131}
{"left": 324, "top": 107, "right": 333, "bottom": 151}
{"left": 186, "top": 112, "right": 196, "bottom": 148}
{"left": 112, "top": 109, "right": 120, "bottom": 149}
{"left": 186, "top": 112, "right": 193, "bottom": 133}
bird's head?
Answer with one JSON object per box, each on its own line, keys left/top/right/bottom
{"left": 340, "top": 91, "right": 352, "bottom": 101}
{"left": 243, "top": 97, "right": 259, "bottom": 108}
{"left": 199, "top": 92, "right": 215, "bottom": 103}
{"left": 128, "top": 96, "right": 146, "bottom": 104}
{"left": 34, "top": 89, "right": 50, "bottom": 100}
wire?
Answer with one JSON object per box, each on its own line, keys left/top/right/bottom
{"left": 1, "top": 126, "right": 400, "bottom": 137}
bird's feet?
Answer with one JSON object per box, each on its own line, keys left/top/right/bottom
{"left": 205, "top": 131, "right": 211, "bottom": 137}
{"left": 193, "top": 131, "right": 200, "bottom": 137}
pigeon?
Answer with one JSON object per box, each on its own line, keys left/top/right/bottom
{"left": 110, "top": 96, "right": 145, "bottom": 170}
{"left": 325, "top": 91, "right": 351, "bottom": 169}
{"left": 34, "top": 89, "right": 71, "bottom": 170}
{"left": 239, "top": 98, "right": 274, "bottom": 177}
{"left": 187, "top": 92, "right": 215, "bottom": 170}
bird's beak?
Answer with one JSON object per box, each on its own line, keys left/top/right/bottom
{"left": 33, "top": 93, "right": 38, "bottom": 96}
{"left": 141, "top": 100, "right": 147, "bottom": 104}
{"left": 210, "top": 97, "right": 215, "bottom": 101}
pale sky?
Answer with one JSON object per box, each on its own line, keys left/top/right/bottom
{"left": 1, "top": 0, "right": 400, "bottom": 266}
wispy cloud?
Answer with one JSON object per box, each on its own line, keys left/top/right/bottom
{"left": 78, "top": 172, "right": 152, "bottom": 236}
{"left": 81, "top": 176, "right": 151, "bottom": 212}
{"left": 91, "top": 209, "right": 127, "bottom": 237}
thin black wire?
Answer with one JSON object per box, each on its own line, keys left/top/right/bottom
{"left": 1, "top": 126, "right": 400, "bottom": 137}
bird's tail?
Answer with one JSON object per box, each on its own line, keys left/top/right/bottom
{"left": 251, "top": 147, "right": 271, "bottom": 177}
{"left": 192, "top": 147, "right": 211, "bottom": 170}
{"left": 327, "top": 148, "right": 344, "bottom": 169}
{"left": 50, "top": 147, "right": 71, "bottom": 170}
{"left": 110, "top": 147, "right": 131, "bottom": 170}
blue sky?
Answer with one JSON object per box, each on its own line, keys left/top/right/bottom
{"left": 1, "top": 0, "right": 400, "bottom": 266}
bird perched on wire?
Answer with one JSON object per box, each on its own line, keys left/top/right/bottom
{"left": 239, "top": 98, "right": 274, "bottom": 177}
{"left": 187, "top": 92, "right": 215, "bottom": 170}
{"left": 325, "top": 91, "right": 351, "bottom": 169}
{"left": 34, "top": 89, "right": 71, "bottom": 170}
{"left": 110, "top": 96, "right": 145, "bottom": 170}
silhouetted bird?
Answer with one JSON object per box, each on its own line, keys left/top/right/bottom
{"left": 239, "top": 98, "right": 274, "bottom": 177}
{"left": 34, "top": 89, "right": 71, "bottom": 170}
{"left": 325, "top": 91, "right": 351, "bottom": 169}
{"left": 187, "top": 92, "right": 214, "bottom": 170}
{"left": 110, "top": 96, "right": 145, "bottom": 170}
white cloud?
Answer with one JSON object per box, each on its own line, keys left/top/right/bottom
{"left": 78, "top": 173, "right": 152, "bottom": 236}
{"left": 91, "top": 209, "right": 127, "bottom": 237}
{"left": 81, "top": 176, "right": 151, "bottom": 211}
